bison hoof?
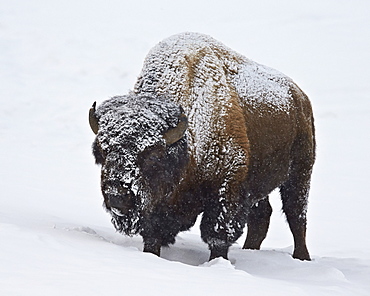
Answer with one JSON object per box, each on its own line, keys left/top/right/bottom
{"left": 292, "top": 248, "right": 311, "bottom": 261}
{"left": 209, "top": 247, "right": 229, "bottom": 261}
{"left": 143, "top": 242, "right": 161, "bottom": 257}
{"left": 242, "top": 240, "right": 262, "bottom": 250}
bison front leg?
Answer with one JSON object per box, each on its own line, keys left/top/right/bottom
{"left": 141, "top": 210, "right": 183, "bottom": 257}
{"left": 201, "top": 213, "right": 231, "bottom": 260}
{"left": 243, "top": 197, "right": 272, "bottom": 250}
{"left": 200, "top": 197, "right": 245, "bottom": 261}
{"left": 143, "top": 238, "right": 161, "bottom": 256}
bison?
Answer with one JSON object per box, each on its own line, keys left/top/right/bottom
{"left": 89, "top": 32, "right": 315, "bottom": 261}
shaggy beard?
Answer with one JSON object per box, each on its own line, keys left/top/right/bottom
{"left": 107, "top": 187, "right": 149, "bottom": 236}
{"left": 110, "top": 207, "right": 142, "bottom": 236}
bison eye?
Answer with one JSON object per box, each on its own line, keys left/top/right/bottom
{"left": 138, "top": 144, "right": 165, "bottom": 170}
{"left": 148, "top": 154, "right": 159, "bottom": 163}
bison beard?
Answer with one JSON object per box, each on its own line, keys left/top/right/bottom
{"left": 89, "top": 32, "right": 315, "bottom": 261}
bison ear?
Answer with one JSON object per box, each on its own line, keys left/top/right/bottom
{"left": 89, "top": 101, "right": 99, "bottom": 134}
{"left": 163, "top": 111, "right": 188, "bottom": 145}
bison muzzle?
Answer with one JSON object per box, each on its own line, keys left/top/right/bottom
{"left": 89, "top": 32, "right": 315, "bottom": 261}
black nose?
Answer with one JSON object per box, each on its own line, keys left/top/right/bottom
{"left": 107, "top": 194, "right": 134, "bottom": 213}
{"left": 103, "top": 180, "right": 134, "bottom": 212}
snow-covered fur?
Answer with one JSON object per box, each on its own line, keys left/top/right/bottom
{"left": 91, "top": 32, "right": 315, "bottom": 261}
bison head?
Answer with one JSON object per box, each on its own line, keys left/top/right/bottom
{"left": 89, "top": 94, "right": 188, "bottom": 235}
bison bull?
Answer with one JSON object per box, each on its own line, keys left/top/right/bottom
{"left": 89, "top": 32, "right": 315, "bottom": 261}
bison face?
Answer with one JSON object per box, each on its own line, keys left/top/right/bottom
{"left": 90, "top": 94, "right": 188, "bottom": 235}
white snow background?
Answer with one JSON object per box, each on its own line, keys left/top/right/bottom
{"left": 1, "top": 0, "right": 370, "bottom": 295}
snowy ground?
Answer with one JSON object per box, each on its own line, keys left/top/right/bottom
{"left": 1, "top": 0, "right": 370, "bottom": 295}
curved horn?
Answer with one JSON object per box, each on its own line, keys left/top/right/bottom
{"left": 163, "top": 111, "right": 188, "bottom": 145}
{"left": 89, "top": 101, "right": 99, "bottom": 134}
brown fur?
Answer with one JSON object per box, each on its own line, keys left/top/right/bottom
{"left": 93, "top": 33, "right": 315, "bottom": 261}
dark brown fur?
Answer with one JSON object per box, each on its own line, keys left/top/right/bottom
{"left": 91, "top": 33, "right": 315, "bottom": 261}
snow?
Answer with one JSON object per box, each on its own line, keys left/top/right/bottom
{"left": 233, "top": 62, "right": 292, "bottom": 113}
{"left": 1, "top": 0, "right": 370, "bottom": 295}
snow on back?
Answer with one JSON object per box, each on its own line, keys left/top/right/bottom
{"left": 135, "top": 32, "right": 293, "bottom": 112}
{"left": 134, "top": 32, "right": 293, "bottom": 176}
{"left": 233, "top": 63, "right": 292, "bottom": 114}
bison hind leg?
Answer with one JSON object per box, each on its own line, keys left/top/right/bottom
{"left": 243, "top": 197, "right": 272, "bottom": 250}
{"left": 279, "top": 127, "right": 314, "bottom": 261}
{"left": 280, "top": 175, "right": 312, "bottom": 261}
